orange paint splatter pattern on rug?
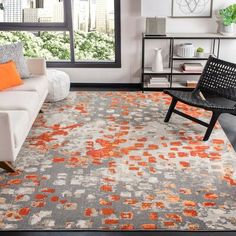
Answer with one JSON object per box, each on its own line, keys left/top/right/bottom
{"left": 0, "top": 91, "right": 236, "bottom": 230}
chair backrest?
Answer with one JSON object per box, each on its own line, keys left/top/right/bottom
{"left": 196, "top": 56, "right": 236, "bottom": 100}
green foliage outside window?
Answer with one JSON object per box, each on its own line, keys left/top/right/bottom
{"left": 0, "top": 31, "right": 115, "bottom": 61}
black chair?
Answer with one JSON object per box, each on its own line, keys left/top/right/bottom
{"left": 164, "top": 56, "right": 236, "bottom": 141}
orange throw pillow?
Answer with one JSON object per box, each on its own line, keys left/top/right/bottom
{"left": 0, "top": 60, "right": 23, "bottom": 90}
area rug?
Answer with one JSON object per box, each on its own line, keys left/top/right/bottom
{"left": 0, "top": 91, "right": 236, "bottom": 231}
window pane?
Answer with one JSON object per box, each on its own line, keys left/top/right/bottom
{"left": 72, "top": 0, "right": 115, "bottom": 62}
{"left": 0, "top": 31, "right": 70, "bottom": 61}
{"left": 0, "top": 0, "right": 64, "bottom": 23}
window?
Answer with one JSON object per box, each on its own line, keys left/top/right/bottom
{"left": 0, "top": 0, "right": 64, "bottom": 23}
{"left": 0, "top": 0, "right": 121, "bottom": 68}
{"left": 72, "top": 0, "right": 115, "bottom": 62}
{"left": 0, "top": 31, "right": 71, "bottom": 61}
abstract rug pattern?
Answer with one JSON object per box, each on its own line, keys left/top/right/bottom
{"left": 0, "top": 92, "right": 236, "bottom": 231}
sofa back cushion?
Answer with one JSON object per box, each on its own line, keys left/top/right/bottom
{"left": 0, "top": 60, "right": 23, "bottom": 90}
{"left": 0, "top": 42, "right": 30, "bottom": 79}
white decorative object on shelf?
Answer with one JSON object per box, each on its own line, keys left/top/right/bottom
{"left": 152, "top": 48, "right": 164, "bottom": 72}
{"left": 46, "top": 69, "right": 70, "bottom": 102}
{"left": 196, "top": 47, "right": 205, "bottom": 58}
{"left": 177, "top": 43, "right": 195, "bottom": 58}
{"left": 148, "top": 77, "right": 169, "bottom": 88}
{"left": 221, "top": 24, "right": 235, "bottom": 36}
{"left": 196, "top": 52, "right": 205, "bottom": 57}
{"left": 141, "top": 0, "right": 172, "bottom": 36}
{"left": 219, "top": 4, "right": 236, "bottom": 36}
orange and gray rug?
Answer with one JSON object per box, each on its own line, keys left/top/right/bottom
{"left": 0, "top": 92, "right": 236, "bottom": 230}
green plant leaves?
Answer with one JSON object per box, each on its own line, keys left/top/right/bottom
{"left": 0, "top": 31, "right": 115, "bottom": 61}
{"left": 197, "top": 47, "right": 204, "bottom": 53}
{"left": 219, "top": 4, "right": 236, "bottom": 26}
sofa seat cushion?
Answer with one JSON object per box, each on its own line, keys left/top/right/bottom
{"left": 7, "top": 110, "right": 30, "bottom": 148}
{"left": 0, "top": 91, "right": 40, "bottom": 119}
{"left": 6, "top": 75, "right": 48, "bottom": 97}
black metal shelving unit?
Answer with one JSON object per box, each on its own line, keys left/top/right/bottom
{"left": 141, "top": 33, "right": 236, "bottom": 92}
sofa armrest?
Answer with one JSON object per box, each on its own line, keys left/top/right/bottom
{"left": 0, "top": 112, "right": 15, "bottom": 162}
{"left": 26, "top": 58, "right": 47, "bottom": 76}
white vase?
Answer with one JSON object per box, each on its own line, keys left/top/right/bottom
{"left": 221, "top": 23, "right": 235, "bottom": 35}
{"left": 177, "top": 43, "right": 195, "bottom": 58}
{"left": 196, "top": 52, "right": 205, "bottom": 58}
{"left": 152, "top": 48, "right": 163, "bottom": 72}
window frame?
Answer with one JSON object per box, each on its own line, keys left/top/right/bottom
{"left": 0, "top": 0, "right": 121, "bottom": 68}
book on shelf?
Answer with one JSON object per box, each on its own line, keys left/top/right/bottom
{"left": 147, "top": 77, "right": 170, "bottom": 88}
{"left": 180, "top": 63, "right": 203, "bottom": 73}
{"left": 144, "top": 81, "right": 170, "bottom": 88}
{"left": 147, "top": 82, "right": 170, "bottom": 88}
{"left": 183, "top": 63, "right": 203, "bottom": 71}
{"left": 150, "top": 76, "right": 168, "bottom": 80}
{"left": 150, "top": 78, "right": 168, "bottom": 83}
{"left": 186, "top": 80, "right": 198, "bottom": 88}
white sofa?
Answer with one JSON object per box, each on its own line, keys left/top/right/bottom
{"left": 0, "top": 58, "right": 48, "bottom": 172}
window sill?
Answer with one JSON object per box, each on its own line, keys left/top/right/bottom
{"left": 47, "top": 61, "right": 122, "bottom": 68}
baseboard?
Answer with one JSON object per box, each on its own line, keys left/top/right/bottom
{"left": 71, "top": 83, "right": 142, "bottom": 90}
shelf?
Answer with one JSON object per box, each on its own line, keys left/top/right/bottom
{"left": 143, "top": 33, "right": 236, "bottom": 40}
{"left": 168, "top": 33, "right": 236, "bottom": 39}
{"left": 141, "top": 33, "right": 235, "bottom": 91}
{"left": 172, "top": 68, "right": 202, "bottom": 75}
{"left": 143, "top": 84, "right": 170, "bottom": 89}
{"left": 144, "top": 67, "right": 202, "bottom": 75}
{"left": 172, "top": 82, "right": 197, "bottom": 89}
{"left": 143, "top": 35, "right": 172, "bottom": 40}
{"left": 173, "top": 53, "right": 213, "bottom": 61}
{"left": 144, "top": 67, "right": 171, "bottom": 75}
{"left": 172, "top": 82, "right": 187, "bottom": 88}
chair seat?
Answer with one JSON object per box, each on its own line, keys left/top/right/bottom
{"left": 164, "top": 56, "right": 236, "bottom": 141}
{"left": 164, "top": 90, "right": 236, "bottom": 113}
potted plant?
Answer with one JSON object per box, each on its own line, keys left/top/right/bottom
{"left": 196, "top": 47, "right": 205, "bottom": 58}
{"left": 219, "top": 4, "right": 236, "bottom": 35}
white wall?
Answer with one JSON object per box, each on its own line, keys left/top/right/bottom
{"left": 59, "top": 0, "right": 235, "bottom": 84}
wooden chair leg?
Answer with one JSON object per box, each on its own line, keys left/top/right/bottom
{"left": 203, "top": 112, "right": 221, "bottom": 141}
{"left": 164, "top": 98, "right": 178, "bottom": 123}
{"left": 0, "top": 161, "right": 16, "bottom": 172}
